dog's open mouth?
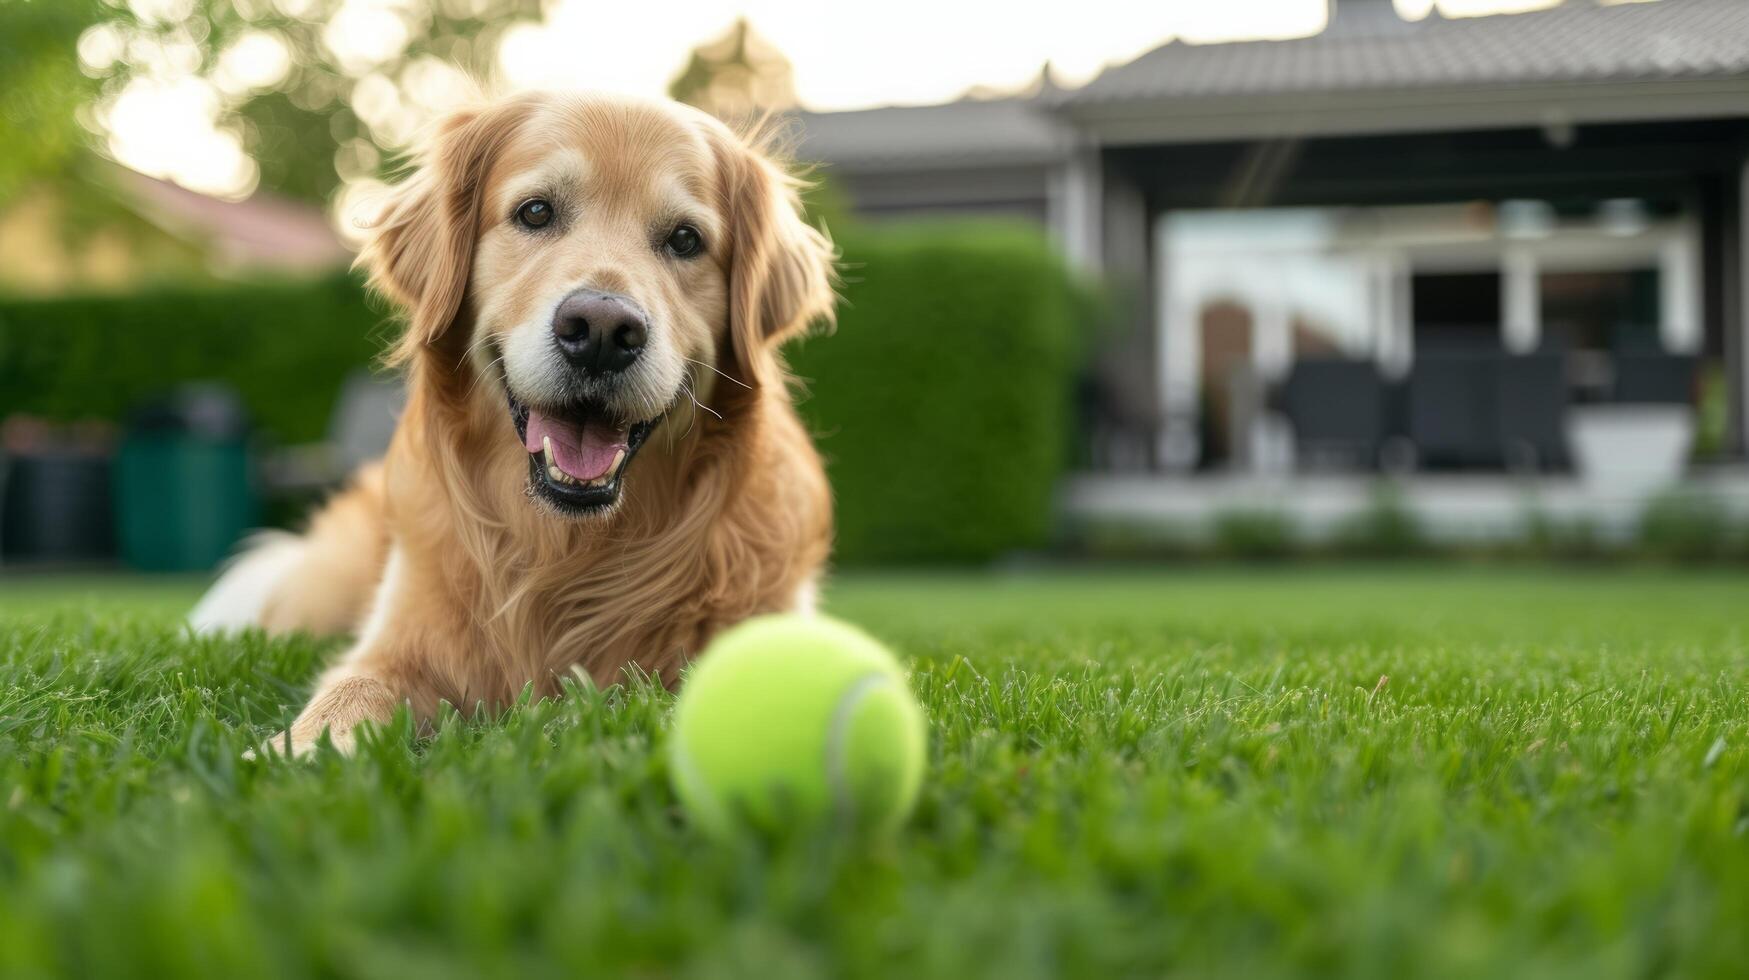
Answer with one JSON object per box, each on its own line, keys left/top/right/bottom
{"left": 509, "top": 395, "right": 656, "bottom": 514}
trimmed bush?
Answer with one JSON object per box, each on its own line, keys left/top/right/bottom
{"left": 1209, "top": 510, "right": 1299, "bottom": 561}
{"left": 1637, "top": 493, "right": 1747, "bottom": 563}
{"left": 0, "top": 221, "right": 1083, "bottom": 565}
{"left": 1515, "top": 512, "right": 1610, "bottom": 563}
{"left": 0, "top": 275, "right": 384, "bottom": 444}
{"left": 1328, "top": 485, "right": 1427, "bottom": 558}
{"left": 790, "top": 223, "right": 1080, "bottom": 563}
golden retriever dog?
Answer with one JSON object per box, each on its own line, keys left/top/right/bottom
{"left": 190, "top": 92, "right": 836, "bottom": 755}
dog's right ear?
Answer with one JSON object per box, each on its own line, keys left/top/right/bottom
{"left": 358, "top": 101, "right": 528, "bottom": 367}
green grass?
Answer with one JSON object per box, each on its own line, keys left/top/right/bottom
{"left": 2, "top": 567, "right": 1747, "bottom": 978}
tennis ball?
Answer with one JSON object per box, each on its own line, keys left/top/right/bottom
{"left": 668, "top": 613, "right": 926, "bottom": 837}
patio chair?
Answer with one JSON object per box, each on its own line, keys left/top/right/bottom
{"left": 1495, "top": 353, "right": 1568, "bottom": 471}
{"left": 1406, "top": 352, "right": 1497, "bottom": 468}
{"left": 1277, "top": 358, "right": 1386, "bottom": 470}
{"left": 1612, "top": 354, "right": 1698, "bottom": 405}
{"left": 262, "top": 371, "right": 406, "bottom": 494}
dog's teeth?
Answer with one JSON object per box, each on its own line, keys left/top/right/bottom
{"left": 607, "top": 449, "right": 626, "bottom": 478}
{"left": 540, "top": 435, "right": 581, "bottom": 485}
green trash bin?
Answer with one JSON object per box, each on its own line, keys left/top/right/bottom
{"left": 114, "top": 385, "right": 259, "bottom": 572}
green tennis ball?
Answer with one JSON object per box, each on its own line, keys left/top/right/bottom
{"left": 668, "top": 613, "right": 927, "bottom": 837}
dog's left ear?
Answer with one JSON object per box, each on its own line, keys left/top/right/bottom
{"left": 360, "top": 99, "right": 532, "bottom": 367}
{"left": 714, "top": 127, "right": 838, "bottom": 388}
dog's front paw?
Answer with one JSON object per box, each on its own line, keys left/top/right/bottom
{"left": 243, "top": 728, "right": 338, "bottom": 760}
{"left": 249, "top": 674, "right": 399, "bottom": 761}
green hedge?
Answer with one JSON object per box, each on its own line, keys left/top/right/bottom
{"left": 0, "top": 222, "right": 1081, "bottom": 564}
{"left": 793, "top": 223, "right": 1079, "bottom": 563}
{"left": 0, "top": 275, "right": 384, "bottom": 444}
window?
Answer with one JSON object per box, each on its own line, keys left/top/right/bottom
{"left": 1412, "top": 272, "right": 1501, "bottom": 351}
{"left": 1539, "top": 268, "right": 1660, "bottom": 354}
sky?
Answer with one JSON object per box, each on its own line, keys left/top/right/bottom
{"left": 501, "top": 0, "right": 1323, "bottom": 110}
{"left": 497, "top": 0, "right": 1565, "bottom": 110}
{"left": 92, "top": 0, "right": 1583, "bottom": 201}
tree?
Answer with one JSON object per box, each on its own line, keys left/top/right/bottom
{"left": 668, "top": 18, "right": 796, "bottom": 122}
{"left": 0, "top": 0, "right": 106, "bottom": 203}
{"left": 77, "top": 0, "right": 544, "bottom": 204}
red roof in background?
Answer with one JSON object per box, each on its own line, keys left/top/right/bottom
{"left": 110, "top": 166, "right": 350, "bottom": 273}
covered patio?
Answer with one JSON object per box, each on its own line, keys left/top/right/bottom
{"left": 793, "top": 0, "right": 1749, "bottom": 533}
{"left": 1053, "top": 0, "right": 1749, "bottom": 488}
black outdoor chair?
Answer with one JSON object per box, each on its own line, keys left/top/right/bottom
{"left": 1406, "top": 351, "right": 1570, "bottom": 471}
{"left": 1495, "top": 353, "right": 1568, "bottom": 470}
{"left": 1277, "top": 358, "right": 1386, "bottom": 470}
{"left": 1612, "top": 354, "right": 1698, "bottom": 404}
{"left": 1406, "top": 352, "right": 1497, "bottom": 468}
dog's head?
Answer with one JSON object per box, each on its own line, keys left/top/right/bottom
{"left": 360, "top": 92, "right": 835, "bottom": 516}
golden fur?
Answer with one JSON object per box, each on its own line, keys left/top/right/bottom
{"left": 235, "top": 92, "right": 835, "bottom": 754}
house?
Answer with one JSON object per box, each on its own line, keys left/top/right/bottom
{"left": 0, "top": 164, "right": 347, "bottom": 296}
{"left": 793, "top": 0, "right": 1749, "bottom": 539}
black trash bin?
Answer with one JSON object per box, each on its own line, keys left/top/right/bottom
{"left": 114, "top": 385, "right": 259, "bottom": 572}
{"left": 0, "top": 418, "right": 118, "bottom": 566}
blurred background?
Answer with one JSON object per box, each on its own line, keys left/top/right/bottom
{"left": 2, "top": 0, "right": 1747, "bottom": 574}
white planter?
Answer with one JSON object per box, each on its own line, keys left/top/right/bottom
{"left": 1565, "top": 405, "right": 1696, "bottom": 497}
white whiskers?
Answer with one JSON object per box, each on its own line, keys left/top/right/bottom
{"left": 682, "top": 377, "right": 722, "bottom": 421}
{"left": 460, "top": 332, "right": 507, "bottom": 402}
{"left": 683, "top": 356, "right": 751, "bottom": 390}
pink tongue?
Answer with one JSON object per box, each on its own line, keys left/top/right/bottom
{"left": 524, "top": 409, "right": 629, "bottom": 481}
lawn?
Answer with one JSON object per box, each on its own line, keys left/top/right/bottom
{"left": 2, "top": 566, "right": 1746, "bottom": 978}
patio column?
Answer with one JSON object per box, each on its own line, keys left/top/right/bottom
{"left": 1736, "top": 155, "right": 1749, "bottom": 456}
{"left": 1093, "top": 162, "right": 1162, "bottom": 470}
{"left": 1502, "top": 247, "right": 1539, "bottom": 354}
{"left": 1049, "top": 143, "right": 1103, "bottom": 273}
{"left": 1659, "top": 229, "right": 1704, "bottom": 355}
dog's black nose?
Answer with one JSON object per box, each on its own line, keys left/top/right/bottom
{"left": 551, "top": 290, "right": 647, "bottom": 375}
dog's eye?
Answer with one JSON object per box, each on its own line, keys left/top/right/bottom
{"left": 515, "top": 199, "right": 554, "bottom": 229}
{"left": 665, "top": 223, "right": 704, "bottom": 258}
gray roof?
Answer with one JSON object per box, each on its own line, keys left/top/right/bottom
{"left": 788, "top": 97, "right": 1070, "bottom": 171}
{"left": 1061, "top": 0, "right": 1749, "bottom": 109}
{"left": 792, "top": 0, "right": 1749, "bottom": 169}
